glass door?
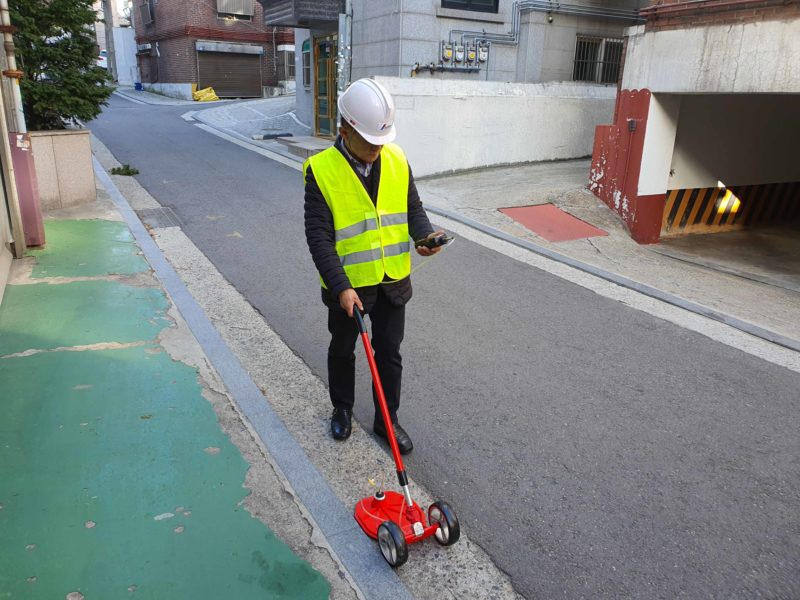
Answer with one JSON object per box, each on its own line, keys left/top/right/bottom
{"left": 314, "top": 35, "right": 338, "bottom": 138}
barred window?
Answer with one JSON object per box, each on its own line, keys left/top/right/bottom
{"left": 573, "top": 36, "right": 623, "bottom": 84}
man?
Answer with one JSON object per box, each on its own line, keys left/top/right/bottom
{"left": 304, "top": 78, "right": 444, "bottom": 454}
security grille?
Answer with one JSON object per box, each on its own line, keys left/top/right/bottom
{"left": 197, "top": 52, "right": 262, "bottom": 98}
{"left": 573, "top": 36, "right": 623, "bottom": 84}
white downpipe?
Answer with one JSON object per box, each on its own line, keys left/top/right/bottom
{"left": 398, "top": 0, "right": 403, "bottom": 78}
{"left": 336, "top": 0, "right": 353, "bottom": 124}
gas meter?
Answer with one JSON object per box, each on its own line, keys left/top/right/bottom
{"left": 454, "top": 44, "right": 465, "bottom": 62}
{"left": 466, "top": 44, "right": 477, "bottom": 63}
{"left": 442, "top": 42, "right": 453, "bottom": 62}
{"left": 478, "top": 44, "right": 489, "bottom": 62}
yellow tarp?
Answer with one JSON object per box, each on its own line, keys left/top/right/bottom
{"left": 193, "top": 86, "right": 219, "bottom": 102}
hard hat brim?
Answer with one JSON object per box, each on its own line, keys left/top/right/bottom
{"left": 356, "top": 124, "right": 396, "bottom": 146}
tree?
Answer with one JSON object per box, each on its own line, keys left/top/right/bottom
{"left": 10, "top": 0, "right": 114, "bottom": 130}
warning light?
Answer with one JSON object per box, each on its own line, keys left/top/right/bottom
{"left": 715, "top": 181, "right": 741, "bottom": 214}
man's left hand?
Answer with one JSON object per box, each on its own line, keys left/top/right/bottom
{"left": 415, "top": 230, "right": 446, "bottom": 256}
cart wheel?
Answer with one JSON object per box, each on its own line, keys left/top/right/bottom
{"left": 377, "top": 521, "right": 408, "bottom": 567}
{"left": 428, "top": 501, "right": 460, "bottom": 546}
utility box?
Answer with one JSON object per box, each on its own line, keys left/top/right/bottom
{"left": 30, "top": 129, "right": 95, "bottom": 211}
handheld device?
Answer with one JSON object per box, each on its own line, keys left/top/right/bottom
{"left": 414, "top": 233, "right": 453, "bottom": 249}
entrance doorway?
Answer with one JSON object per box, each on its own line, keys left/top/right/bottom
{"left": 314, "top": 35, "right": 337, "bottom": 138}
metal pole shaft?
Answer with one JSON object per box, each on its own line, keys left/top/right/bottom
{"left": 102, "top": 0, "right": 118, "bottom": 82}
{"left": 0, "top": 0, "right": 27, "bottom": 133}
{"left": 0, "top": 70, "right": 26, "bottom": 256}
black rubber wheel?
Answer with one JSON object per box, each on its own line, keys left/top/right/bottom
{"left": 428, "top": 501, "right": 461, "bottom": 546}
{"left": 377, "top": 521, "right": 408, "bottom": 567}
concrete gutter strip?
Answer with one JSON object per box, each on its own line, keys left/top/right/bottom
{"left": 427, "top": 206, "right": 800, "bottom": 354}
{"left": 93, "top": 158, "right": 416, "bottom": 600}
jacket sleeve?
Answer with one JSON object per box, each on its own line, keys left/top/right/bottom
{"left": 407, "top": 165, "right": 435, "bottom": 243}
{"left": 304, "top": 165, "right": 352, "bottom": 298}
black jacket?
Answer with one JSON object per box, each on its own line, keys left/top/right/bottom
{"left": 304, "top": 139, "right": 434, "bottom": 312}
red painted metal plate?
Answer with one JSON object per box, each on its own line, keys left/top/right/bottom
{"left": 500, "top": 204, "right": 608, "bottom": 242}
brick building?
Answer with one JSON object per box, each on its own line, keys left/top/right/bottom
{"left": 134, "top": 0, "right": 294, "bottom": 99}
{"left": 591, "top": 0, "right": 800, "bottom": 243}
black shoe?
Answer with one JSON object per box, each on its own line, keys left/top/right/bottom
{"left": 373, "top": 418, "right": 413, "bottom": 454}
{"left": 331, "top": 408, "right": 352, "bottom": 440}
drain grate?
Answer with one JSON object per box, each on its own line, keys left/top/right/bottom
{"left": 136, "top": 207, "right": 183, "bottom": 229}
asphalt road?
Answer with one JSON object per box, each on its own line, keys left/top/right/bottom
{"left": 91, "top": 95, "right": 800, "bottom": 599}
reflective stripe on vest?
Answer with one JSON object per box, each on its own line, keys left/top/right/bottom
{"left": 305, "top": 144, "right": 411, "bottom": 288}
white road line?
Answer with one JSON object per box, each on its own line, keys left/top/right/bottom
{"left": 194, "top": 123, "right": 302, "bottom": 171}
{"left": 429, "top": 213, "right": 800, "bottom": 374}
{"left": 113, "top": 90, "right": 147, "bottom": 105}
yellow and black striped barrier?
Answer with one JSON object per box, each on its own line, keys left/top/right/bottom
{"left": 662, "top": 181, "right": 800, "bottom": 236}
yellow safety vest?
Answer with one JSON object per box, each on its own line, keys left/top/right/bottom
{"left": 305, "top": 143, "right": 411, "bottom": 288}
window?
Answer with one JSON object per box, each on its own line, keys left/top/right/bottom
{"left": 441, "top": 0, "right": 499, "bottom": 14}
{"left": 302, "top": 39, "right": 311, "bottom": 88}
{"left": 573, "top": 36, "right": 623, "bottom": 84}
{"left": 276, "top": 48, "right": 295, "bottom": 81}
{"left": 140, "top": 0, "right": 155, "bottom": 25}
{"left": 286, "top": 51, "right": 295, "bottom": 79}
{"left": 216, "top": 0, "right": 254, "bottom": 17}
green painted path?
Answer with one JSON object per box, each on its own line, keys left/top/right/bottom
{"left": 0, "top": 220, "right": 330, "bottom": 599}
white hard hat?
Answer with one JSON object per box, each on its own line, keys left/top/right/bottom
{"left": 338, "top": 78, "right": 396, "bottom": 145}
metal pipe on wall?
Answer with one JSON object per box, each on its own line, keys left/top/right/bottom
{"left": 0, "top": 79, "right": 26, "bottom": 257}
{"left": 336, "top": 0, "right": 352, "bottom": 121}
{"left": 0, "top": 0, "right": 26, "bottom": 133}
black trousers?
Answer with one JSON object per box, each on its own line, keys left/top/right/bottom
{"left": 327, "top": 287, "right": 405, "bottom": 420}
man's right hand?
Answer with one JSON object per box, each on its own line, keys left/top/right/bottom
{"left": 338, "top": 288, "right": 363, "bottom": 318}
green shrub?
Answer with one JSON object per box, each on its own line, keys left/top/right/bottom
{"left": 111, "top": 164, "right": 139, "bottom": 176}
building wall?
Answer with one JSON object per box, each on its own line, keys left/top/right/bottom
{"left": 135, "top": 0, "right": 292, "bottom": 89}
{"left": 376, "top": 76, "right": 615, "bottom": 177}
{"left": 113, "top": 27, "right": 139, "bottom": 85}
{"left": 349, "top": 0, "right": 647, "bottom": 83}
{"left": 622, "top": 18, "right": 800, "bottom": 93}
{"left": 640, "top": 0, "right": 799, "bottom": 31}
